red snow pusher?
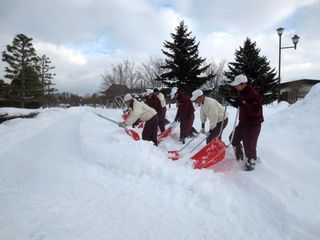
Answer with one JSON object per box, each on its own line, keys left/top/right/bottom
{"left": 96, "top": 113, "right": 140, "bottom": 141}
{"left": 123, "top": 127, "right": 140, "bottom": 141}
{"left": 191, "top": 107, "right": 239, "bottom": 169}
{"left": 169, "top": 105, "right": 238, "bottom": 169}
{"left": 191, "top": 138, "right": 227, "bottom": 169}
{"left": 157, "top": 121, "right": 179, "bottom": 144}
{"left": 168, "top": 135, "right": 227, "bottom": 167}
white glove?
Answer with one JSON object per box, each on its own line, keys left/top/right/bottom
{"left": 201, "top": 128, "right": 205, "bottom": 134}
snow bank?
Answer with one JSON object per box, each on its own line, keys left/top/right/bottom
{"left": 0, "top": 85, "right": 319, "bottom": 240}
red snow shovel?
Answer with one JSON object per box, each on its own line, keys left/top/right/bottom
{"left": 191, "top": 138, "right": 227, "bottom": 169}
{"left": 191, "top": 107, "right": 239, "bottom": 169}
{"left": 189, "top": 105, "right": 228, "bottom": 169}
{"left": 96, "top": 113, "right": 140, "bottom": 141}
{"left": 123, "top": 127, "right": 140, "bottom": 141}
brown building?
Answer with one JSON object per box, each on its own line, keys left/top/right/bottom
{"left": 279, "top": 79, "right": 320, "bottom": 104}
{"left": 100, "top": 84, "right": 144, "bottom": 108}
{"left": 100, "top": 84, "right": 129, "bottom": 108}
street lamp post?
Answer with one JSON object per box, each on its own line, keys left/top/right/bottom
{"left": 276, "top": 27, "right": 300, "bottom": 102}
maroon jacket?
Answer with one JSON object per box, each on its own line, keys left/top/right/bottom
{"left": 175, "top": 92, "right": 195, "bottom": 121}
{"left": 146, "top": 95, "right": 163, "bottom": 115}
{"left": 237, "top": 85, "right": 264, "bottom": 125}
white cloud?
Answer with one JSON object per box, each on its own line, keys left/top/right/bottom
{"left": 0, "top": 0, "right": 319, "bottom": 95}
{"left": 199, "top": 32, "right": 241, "bottom": 62}
{"left": 172, "top": 0, "right": 318, "bottom": 33}
{"left": 35, "top": 42, "right": 87, "bottom": 65}
{"left": 283, "top": 61, "right": 320, "bottom": 81}
{"left": 32, "top": 41, "right": 110, "bottom": 95}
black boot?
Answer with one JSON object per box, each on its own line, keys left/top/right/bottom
{"left": 233, "top": 144, "right": 244, "bottom": 161}
{"left": 192, "top": 127, "right": 199, "bottom": 135}
{"left": 188, "top": 132, "right": 197, "bottom": 138}
{"left": 246, "top": 157, "right": 256, "bottom": 171}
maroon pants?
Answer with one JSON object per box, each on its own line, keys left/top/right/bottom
{"left": 158, "top": 107, "right": 166, "bottom": 133}
{"left": 180, "top": 114, "right": 195, "bottom": 139}
{"left": 142, "top": 114, "right": 159, "bottom": 146}
{"left": 230, "top": 123, "right": 261, "bottom": 159}
{"left": 207, "top": 118, "right": 228, "bottom": 144}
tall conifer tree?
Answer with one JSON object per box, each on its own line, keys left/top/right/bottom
{"left": 0, "top": 79, "right": 10, "bottom": 107}
{"left": 223, "top": 38, "right": 278, "bottom": 104}
{"left": 159, "top": 21, "right": 212, "bottom": 95}
{"left": 2, "top": 34, "right": 40, "bottom": 107}
{"left": 38, "top": 54, "right": 56, "bottom": 106}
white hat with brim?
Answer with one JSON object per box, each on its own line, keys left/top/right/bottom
{"left": 190, "top": 89, "right": 204, "bottom": 101}
{"left": 229, "top": 74, "right": 248, "bottom": 86}
{"left": 146, "top": 89, "right": 153, "bottom": 96}
{"left": 124, "top": 93, "right": 133, "bottom": 102}
{"left": 170, "top": 87, "right": 178, "bottom": 99}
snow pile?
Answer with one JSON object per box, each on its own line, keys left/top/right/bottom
{"left": 0, "top": 107, "right": 40, "bottom": 116}
{"left": 0, "top": 85, "right": 319, "bottom": 240}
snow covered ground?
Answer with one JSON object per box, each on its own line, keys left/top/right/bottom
{"left": 1, "top": 84, "right": 320, "bottom": 240}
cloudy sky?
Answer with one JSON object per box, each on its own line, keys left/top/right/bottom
{"left": 1, "top": 0, "right": 319, "bottom": 96}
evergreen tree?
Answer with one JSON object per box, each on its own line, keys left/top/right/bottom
{"left": 159, "top": 21, "right": 212, "bottom": 95}
{"left": 0, "top": 79, "right": 11, "bottom": 107}
{"left": 38, "top": 54, "right": 56, "bottom": 106}
{"left": 2, "top": 33, "right": 40, "bottom": 107}
{"left": 223, "top": 38, "right": 278, "bottom": 104}
{"left": 10, "top": 65, "right": 43, "bottom": 108}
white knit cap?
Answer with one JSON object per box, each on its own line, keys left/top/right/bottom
{"left": 123, "top": 93, "right": 133, "bottom": 102}
{"left": 229, "top": 74, "right": 248, "bottom": 86}
{"left": 190, "top": 89, "right": 203, "bottom": 101}
{"left": 146, "top": 89, "right": 153, "bottom": 96}
{"left": 170, "top": 87, "right": 178, "bottom": 99}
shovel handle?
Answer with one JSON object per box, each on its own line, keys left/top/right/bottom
{"left": 96, "top": 113, "right": 119, "bottom": 124}
{"left": 189, "top": 136, "right": 207, "bottom": 153}
{"left": 177, "top": 131, "right": 200, "bottom": 152}
{"left": 228, "top": 108, "right": 239, "bottom": 146}
{"left": 95, "top": 112, "right": 140, "bottom": 141}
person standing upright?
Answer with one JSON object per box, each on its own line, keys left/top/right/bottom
{"left": 227, "top": 74, "right": 264, "bottom": 171}
{"left": 145, "top": 89, "right": 163, "bottom": 132}
{"left": 191, "top": 89, "right": 228, "bottom": 144}
{"left": 170, "top": 87, "right": 195, "bottom": 144}
{"left": 153, "top": 88, "right": 166, "bottom": 133}
{"left": 145, "top": 89, "right": 162, "bottom": 115}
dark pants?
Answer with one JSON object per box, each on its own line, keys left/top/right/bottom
{"left": 180, "top": 114, "right": 195, "bottom": 139}
{"left": 158, "top": 107, "right": 166, "bottom": 133}
{"left": 207, "top": 118, "right": 228, "bottom": 144}
{"left": 230, "top": 123, "right": 261, "bottom": 159}
{"left": 142, "top": 114, "right": 159, "bottom": 146}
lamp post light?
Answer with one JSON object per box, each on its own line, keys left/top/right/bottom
{"left": 276, "top": 27, "right": 300, "bottom": 102}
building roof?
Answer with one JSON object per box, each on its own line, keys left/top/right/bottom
{"left": 280, "top": 79, "right": 320, "bottom": 87}
{"left": 101, "top": 84, "right": 130, "bottom": 98}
